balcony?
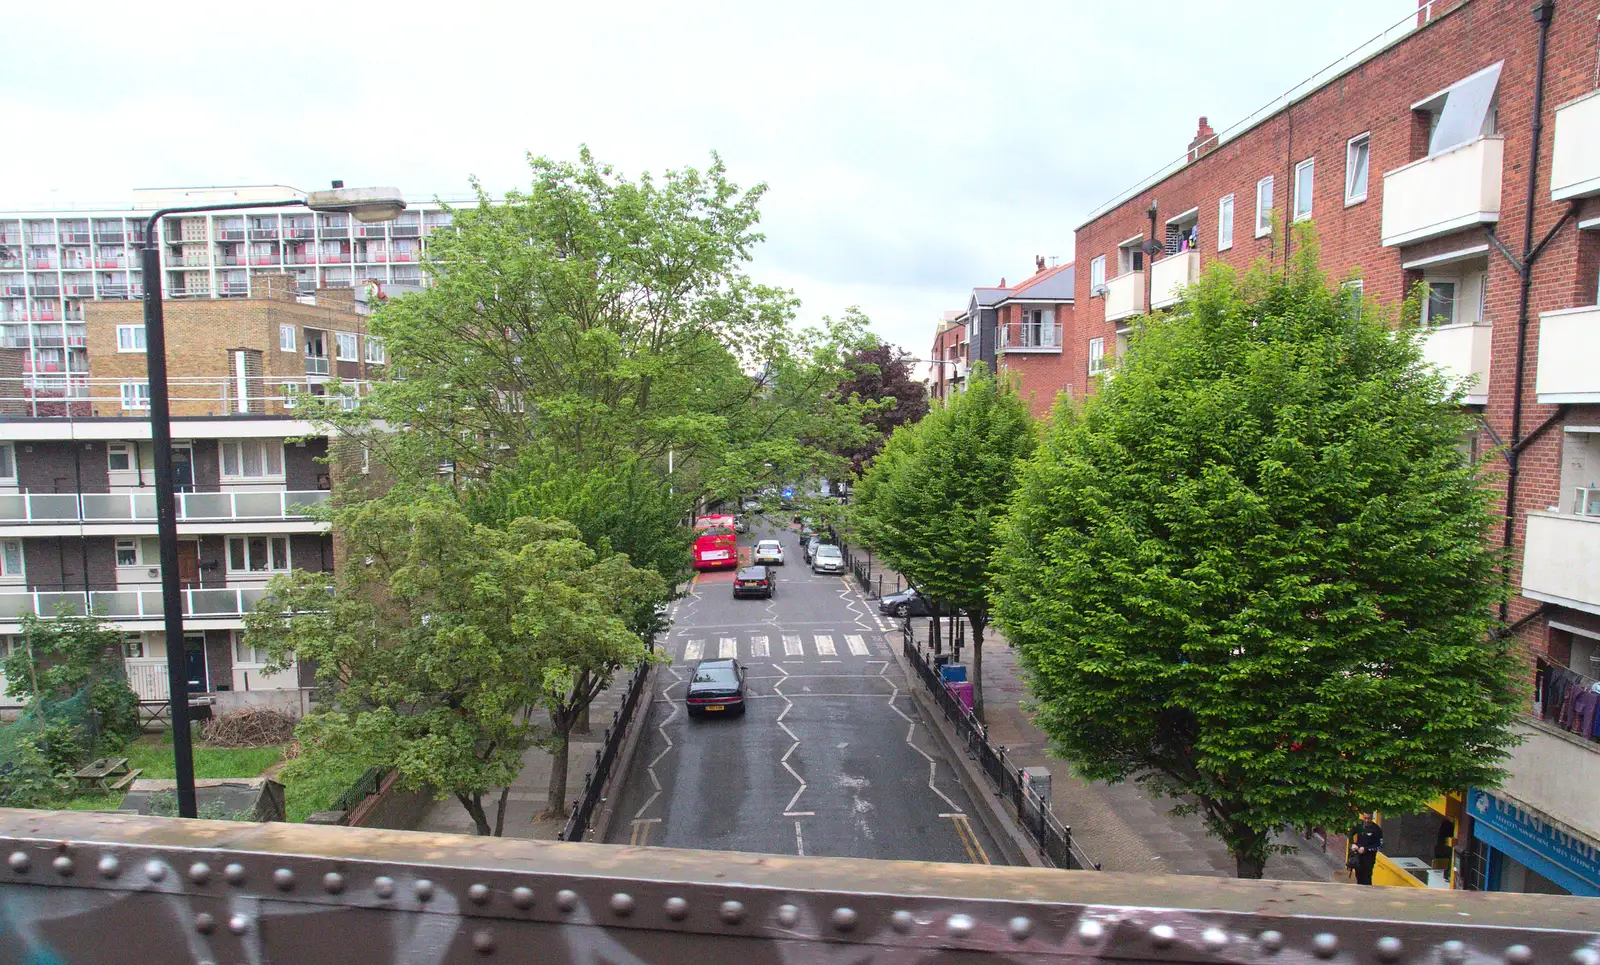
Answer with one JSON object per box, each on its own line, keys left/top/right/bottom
{"left": 998, "top": 322, "right": 1059, "bottom": 354}
{"left": 1536, "top": 304, "right": 1600, "bottom": 403}
{"left": 25, "top": 259, "right": 55, "bottom": 271}
{"left": 217, "top": 281, "right": 249, "bottom": 297}
{"left": 389, "top": 251, "right": 416, "bottom": 263}
{"left": 29, "top": 285, "right": 60, "bottom": 298}
{"left": 1550, "top": 89, "right": 1600, "bottom": 200}
{"left": 357, "top": 224, "right": 388, "bottom": 238}
{"left": 0, "top": 586, "right": 270, "bottom": 625}
{"left": 318, "top": 225, "right": 350, "bottom": 239}
{"left": 0, "top": 489, "right": 331, "bottom": 526}
{"left": 216, "top": 253, "right": 246, "bottom": 266}
{"left": 248, "top": 254, "right": 281, "bottom": 266}
{"left": 1419, "top": 323, "right": 1492, "bottom": 405}
{"left": 320, "top": 251, "right": 352, "bottom": 264}
{"left": 249, "top": 226, "right": 279, "bottom": 240}
{"left": 305, "top": 354, "right": 330, "bottom": 376}
{"left": 217, "top": 228, "right": 246, "bottom": 241}
{"left": 1104, "top": 271, "right": 1145, "bottom": 322}
{"left": 391, "top": 223, "right": 420, "bottom": 237}
{"left": 284, "top": 252, "right": 314, "bottom": 265}
{"left": 93, "top": 257, "right": 123, "bottom": 269}
{"left": 1380, "top": 135, "right": 1503, "bottom": 247}
{"left": 1149, "top": 250, "right": 1200, "bottom": 309}
{"left": 1522, "top": 511, "right": 1600, "bottom": 614}
{"left": 93, "top": 232, "right": 123, "bottom": 245}
{"left": 284, "top": 225, "right": 316, "bottom": 240}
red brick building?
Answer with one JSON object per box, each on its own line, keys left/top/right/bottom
{"left": 1069, "top": 0, "right": 1600, "bottom": 894}
{"left": 931, "top": 261, "right": 1076, "bottom": 418}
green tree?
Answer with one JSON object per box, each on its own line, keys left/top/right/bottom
{"left": 831, "top": 338, "right": 930, "bottom": 475}
{"left": 245, "top": 492, "right": 664, "bottom": 834}
{"left": 991, "top": 243, "right": 1518, "bottom": 877}
{"left": 1, "top": 611, "right": 140, "bottom": 754}
{"left": 854, "top": 366, "right": 1034, "bottom": 721}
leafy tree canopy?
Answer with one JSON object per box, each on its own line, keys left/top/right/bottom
{"left": 831, "top": 339, "right": 930, "bottom": 475}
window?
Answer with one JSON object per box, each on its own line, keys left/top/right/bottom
{"left": 120, "top": 381, "right": 150, "bottom": 410}
{"left": 0, "top": 443, "right": 14, "bottom": 483}
{"left": 1419, "top": 62, "right": 1503, "bottom": 156}
{"left": 1342, "top": 278, "right": 1365, "bottom": 317}
{"left": 364, "top": 335, "right": 385, "bottom": 364}
{"left": 107, "top": 442, "right": 132, "bottom": 473}
{"left": 1345, "top": 134, "right": 1370, "bottom": 204}
{"left": 335, "top": 331, "right": 358, "bottom": 361}
{"left": 115, "top": 538, "right": 138, "bottom": 567}
{"left": 1019, "top": 308, "right": 1054, "bottom": 347}
{"left": 1089, "top": 255, "right": 1106, "bottom": 293}
{"left": 1426, "top": 281, "right": 1457, "bottom": 326}
{"left": 227, "top": 536, "right": 290, "bottom": 574}
{"left": 360, "top": 448, "right": 371, "bottom": 475}
{"left": 0, "top": 539, "right": 23, "bottom": 579}
{"left": 1255, "top": 176, "right": 1274, "bottom": 237}
{"left": 1088, "top": 337, "right": 1106, "bottom": 375}
{"left": 220, "top": 440, "right": 285, "bottom": 480}
{"left": 1117, "top": 239, "right": 1144, "bottom": 275}
{"left": 279, "top": 324, "right": 295, "bottom": 352}
{"left": 1293, "top": 158, "right": 1315, "bottom": 221}
{"left": 122, "top": 635, "right": 144, "bottom": 659}
{"left": 116, "top": 324, "right": 145, "bottom": 352}
{"left": 234, "top": 632, "right": 270, "bottom": 666}
{"left": 1217, "top": 195, "right": 1235, "bottom": 251}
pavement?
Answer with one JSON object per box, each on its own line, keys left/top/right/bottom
{"left": 603, "top": 521, "right": 1004, "bottom": 865}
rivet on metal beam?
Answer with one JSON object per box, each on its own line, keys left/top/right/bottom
{"left": 1149, "top": 924, "right": 1176, "bottom": 949}
{"left": 188, "top": 862, "right": 212, "bottom": 885}
{"left": 273, "top": 868, "right": 295, "bottom": 891}
{"left": 557, "top": 889, "right": 579, "bottom": 913}
{"left": 719, "top": 900, "right": 746, "bottom": 925}
{"left": 1202, "top": 927, "right": 1228, "bottom": 952}
{"left": 194, "top": 913, "right": 216, "bottom": 935}
{"left": 144, "top": 860, "right": 166, "bottom": 882}
{"left": 51, "top": 855, "right": 73, "bottom": 876}
{"left": 468, "top": 883, "right": 490, "bottom": 905}
{"left": 97, "top": 855, "right": 119, "bottom": 879}
{"left": 324, "top": 872, "right": 345, "bottom": 895}
{"left": 511, "top": 887, "right": 534, "bottom": 910}
{"left": 1260, "top": 930, "right": 1286, "bottom": 954}
{"left": 472, "top": 929, "right": 496, "bottom": 955}
{"left": 831, "top": 907, "right": 858, "bottom": 932}
{"left": 1079, "top": 920, "right": 1107, "bottom": 945}
{"left": 1506, "top": 946, "right": 1534, "bottom": 965}
{"left": 1376, "top": 936, "right": 1404, "bottom": 963}
{"left": 890, "top": 910, "right": 915, "bottom": 934}
{"left": 224, "top": 863, "right": 246, "bottom": 885}
{"left": 666, "top": 897, "right": 691, "bottom": 921}
{"left": 1572, "top": 949, "right": 1600, "bottom": 965}
{"left": 947, "top": 914, "right": 974, "bottom": 939}
{"left": 374, "top": 876, "right": 396, "bottom": 899}
{"left": 228, "top": 914, "right": 250, "bottom": 935}
{"left": 1442, "top": 941, "right": 1468, "bottom": 965}
{"left": 610, "top": 893, "right": 635, "bottom": 917}
{"left": 7, "top": 851, "right": 29, "bottom": 873}
{"left": 415, "top": 879, "right": 434, "bottom": 902}
{"left": 1313, "top": 932, "right": 1341, "bottom": 959}
{"left": 1008, "top": 916, "right": 1033, "bottom": 942}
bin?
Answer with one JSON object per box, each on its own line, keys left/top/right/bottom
{"left": 939, "top": 663, "right": 967, "bottom": 684}
{"left": 945, "top": 681, "right": 974, "bottom": 713}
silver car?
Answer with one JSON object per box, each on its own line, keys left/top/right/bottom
{"left": 811, "top": 544, "right": 845, "bottom": 575}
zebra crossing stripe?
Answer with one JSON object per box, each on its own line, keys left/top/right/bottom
{"left": 751, "top": 635, "right": 770, "bottom": 657}
{"left": 845, "top": 634, "right": 869, "bottom": 656}
{"left": 814, "top": 635, "right": 837, "bottom": 656}
{"left": 683, "top": 640, "right": 704, "bottom": 661}
{"left": 782, "top": 635, "right": 803, "bottom": 656}
{"left": 719, "top": 637, "right": 737, "bottom": 659}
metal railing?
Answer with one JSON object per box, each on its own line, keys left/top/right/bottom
{"left": 904, "top": 629, "right": 1100, "bottom": 871}
{"left": 559, "top": 659, "right": 652, "bottom": 842}
{"left": 304, "top": 355, "right": 330, "bottom": 375}
{"left": 0, "top": 488, "right": 330, "bottom": 525}
{"left": 0, "top": 585, "right": 270, "bottom": 621}
{"left": 0, "top": 808, "right": 1589, "bottom": 963}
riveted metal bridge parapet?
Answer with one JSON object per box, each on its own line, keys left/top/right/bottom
{"left": 0, "top": 809, "right": 1595, "bottom": 964}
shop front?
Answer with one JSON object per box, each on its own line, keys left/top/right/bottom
{"left": 1465, "top": 788, "right": 1600, "bottom": 897}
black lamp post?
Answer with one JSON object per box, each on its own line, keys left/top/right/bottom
{"left": 138, "top": 185, "right": 404, "bottom": 817}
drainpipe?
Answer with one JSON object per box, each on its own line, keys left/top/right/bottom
{"left": 1145, "top": 201, "right": 1159, "bottom": 312}
{"left": 73, "top": 442, "right": 89, "bottom": 597}
{"left": 1497, "top": 0, "right": 1557, "bottom": 621}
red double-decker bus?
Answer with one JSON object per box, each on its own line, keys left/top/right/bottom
{"left": 692, "top": 515, "right": 739, "bottom": 570}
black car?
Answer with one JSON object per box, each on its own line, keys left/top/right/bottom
{"left": 732, "top": 565, "right": 775, "bottom": 599}
{"left": 686, "top": 659, "right": 746, "bottom": 717}
{"left": 879, "top": 587, "right": 930, "bottom": 618}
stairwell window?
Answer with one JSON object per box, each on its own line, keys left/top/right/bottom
{"left": 120, "top": 381, "right": 150, "bottom": 410}
{"left": 1218, "top": 195, "right": 1235, "bottom": 251}
{"left": 1088, "top": 337, "right": 1106, "bottom": 376}
{"left": 1293, "top": 158, "right": 1315, "bottom": 221}
{"left": 0, "top": 539, "right": 23, "bottom": 580}
{"left": 1255, "top": 176, "right": 1274, "bottom": 237}
{"left": 0, "top": 443, "right": 14, "bottom": 485}
{"left": 1345, "top": 134, "right": 1370, "bottom": 205}
{"left": 116, "top": 324, "right": 145, "bottom": 352}
{"left": 279, "top": 324, "right": 295, "bottom": 352}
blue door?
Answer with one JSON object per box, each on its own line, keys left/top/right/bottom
{"left": 184, "top": 634, "right": 207, "bottom": 693}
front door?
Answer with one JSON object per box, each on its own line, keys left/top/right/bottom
{"left": 184, "top": 633, "right": 208, "bottom": 694}
{"left": 176, "top": 541, "right": 200, "bottom": 588}
{"left": 170, "top": 444, "right": 194, "bottom": 492}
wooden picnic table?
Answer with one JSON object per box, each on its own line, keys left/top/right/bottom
{"left": 72, "top": 757, "right": 141, "bottom": 792}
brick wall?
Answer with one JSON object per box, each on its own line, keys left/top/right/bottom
{"left": 16, "top": 441, "right": 106, "bottom": 493}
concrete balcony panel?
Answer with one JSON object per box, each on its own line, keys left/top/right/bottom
{"left": 1105, "top": 271, "right": 1145, "bottom": 323}
{"left": 1501, "top": 721, "right": 1600, "bottom": 844}
{"left": 1420, "top": 323, "right": 1491, "bottom": 405}
{"left": 1551, "top": 90, "right": 1600, "bottom": 201}
{"left": 1536, "top": 305, "right": 1600, "bottom": 403}
{"left": 1380, "top": 136, "right": 1503, "bottom": 247}
{"left": 1522, "top": 511, "right": 1600, "bottom": 615}
{"left": 1150, "top": 251, "right": 1200, "bottom": 310}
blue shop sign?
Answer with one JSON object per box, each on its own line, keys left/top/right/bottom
{"left": 1468, "top": 789, "right": 1600, "bottom": 896}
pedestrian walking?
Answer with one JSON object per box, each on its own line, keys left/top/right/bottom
{"left": 1349, "top": 812, "right": 1384, "bottom": 886}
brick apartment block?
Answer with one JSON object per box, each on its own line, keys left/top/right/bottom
{"left": 933, "top": 260, "right": 1077, "bottom": 419}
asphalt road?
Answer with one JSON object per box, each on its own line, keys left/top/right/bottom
{"left": 605, "top": 521, "right": 1003, "bottom": 865}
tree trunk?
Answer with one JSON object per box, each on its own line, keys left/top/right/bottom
{"left": 457, "top": 792, "right": 492, "bottom": 836}
{"left": 492, "top": 785, "right": 511, "bottom": 837}
{"left": 575, "top": 702, "right": 591, "bottom": 736}
{"left": 546, "top": 729, "right": 571, "bottom": 818}
{"left": 969, "top": 612, "right": 986, "bottom": 724}
{"left": 1230, "top": 822, "right": 1269, "bottom": 879}
{"left": 929, "top": 601, "right": 942, "bottom": 655}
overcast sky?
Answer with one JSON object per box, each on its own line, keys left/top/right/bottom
{"left": 2, "top": 0, "right": 1415, "bottom": 354}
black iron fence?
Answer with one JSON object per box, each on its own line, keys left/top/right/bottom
{"left": 902, "top": 627, "right": 1099, "bottom": 871}
{"left": 558, "top": 659, "right": 652, "bottom": 842}
{"left": 331, "top": 766, "right": 387, "bottom": 812}
{"left": 839, "top": 543, "right": 905, "bottom": 600}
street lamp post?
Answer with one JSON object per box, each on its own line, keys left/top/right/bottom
{"left": 140, "top": 185, "right": 404, "bottom": 818}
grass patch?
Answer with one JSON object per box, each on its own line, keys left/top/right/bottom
{"left": 280, "top": 758, "right": 376, "bottom": 823}
{"left": 51, "top": 791, "right": 126, "bottom": 812}
{"left": 123, "top": 737, "right": 285, "bottom": 780}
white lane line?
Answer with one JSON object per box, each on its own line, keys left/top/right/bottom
{"left": 719, "top": 637, "right": 737, "bottom": 659}
{"left": 636, "top": 669, "right": 683, "bottom": 819}
{"left": 771, "top": 663, "right": 789, "bottom": 676}
{"left": 784, "top": 811, "right": 815, "bottom": 817}
{"left": 845, "top": 634, "right": 869, "bottom": 656}
{"left": 838, "top": 581, "right": 873, "bottom": 630}
{"left": 795, "top": 820, "right": 806, "bottom": 856}
{"left": 751, "top": 635, "right": 770, "bottom": 657}
{"left": 884, "top": 661, "right": 963, "bottom": 813}
{"left": 814, "top": 634, "right": 836, "bottom": 656}
{"left": 683, "top": 639, "right": 704, "bottom": 661}
{"left": 783, "top": 635, "right": 803, "bottom": 656}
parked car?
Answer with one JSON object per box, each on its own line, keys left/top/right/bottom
{"left": 732, "top": 565, "right": 775, "bottom": 599}
{"left": 686, "top": 659, "right": 746, "bottom": 717}
{"left": 802, "top": 535, "right": 822, "bottom": 564}
{"left": 753, "top": 539, "right": 785, "bottom": 565}
{"left": 878, "top": 587, "right": 929, "bottom": 618}
{"left": 733, "top": 515, "right": 749, "bottom": 534}
{"left": 812, "top": 544, "right": 845, "bottom": 575}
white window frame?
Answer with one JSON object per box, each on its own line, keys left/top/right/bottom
{"left": 360, "top": 448, "right": 371, "bottom": 475}
{"left": 335, "top": 331, "right": 358, "bottom": 362}
{"left": 120, "top": 381, "right": 150, "bottom": 411}
{"left": 0, "top": 538, "right": 23, "bottom": 581}
{"left": 364, "top": 335, "right": 385, "bottom": 364}
{"left": 220, "top": 439, "right": 286, "bottom": 481}
{"left": 226, "top": 535, "right": 291, "bottom": 575}
{"left": 115, "top": 537, "right": 155, "bottom": 568}
{"left": 1425, "top": 279, "right": 1458, "bottom": 327}
{"left": 1293, "top": 158, "right": 1315, "bottom": 221}
{"left": 1255, "top": 176, "right": 1274, "bottom": 237}
{"left": 0, "top": 442, "right": 15, "bottom": 484}
{"left": 1345, "top": 133, "right": 1371, "bottom": 206}
{"left": 1089, "top": 255, "right": 1107, "bottom": 294}
{"left": 233, "top": 630, "right": 272, "bottom": 667}
{"left": 122, "top": 634, "right": 144, "bottom": 659}
{"left": 1088, "top": 337, "right": 1106, "bottom": 375}
{"left": 279, "top": 324, "right": 296, "bottom": 352}
{"left": 106, "top": 441, "right": 133, "bottom": 474}
{"left": 1217, "top": 194, "right": 1235, "bottom": 251}
{"left": 116, "top": 324, "right": 146, "bottom": 353}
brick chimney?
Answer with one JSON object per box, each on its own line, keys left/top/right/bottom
{"left": 1187, "top": 116, "right": 1218, "bottom": 162}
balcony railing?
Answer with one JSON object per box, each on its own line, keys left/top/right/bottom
{"left": 285, "top": 225, "right": 316, "bottom": 239}
{"left": 1380, "top": 135, "right": 1504, "bottom": 247}
{"left": 391, "top": 223, "right": 420, "bottom": 237}
{"left": 1536, "top": 304, "right": 1600, "bottom": 403}
{"left": 318, "top": 225, "right": 350, "bottom": 239}
{"left": 217, "top": 228, "right": 246, "bottom": 241}
{"left": 248, "top": 254, "right": 281, "bottom": 266}
{"left": 93, "top": 232, "right": 124, "bottom": 245}
{"left": 1551, "top": 89, "right": 1600, "bottom": 200}
{"left": 0, "top": 489, "right": 331, "bottom": 525}
{"left": 304, "top": 354, "right": 330, "bottom": 375}
{"left": 249, "top": 227, "right": 279, "bottom": 240}
{"left": 1104, "top": 271, "right": 1145, "bottom": 322}
{"left": 59, "top": 231, "right": 90, "bottom": 244}
{"left": 284, "top": 252, "right": 314, "bottom": 265}
{"left": 0, "top": 586, "right": 270, "bottom": 623}
{"left": 1522, "top": 510, "right": 1600, "bottom": 612}
{"left": 389, "top": 251, "right": 417, "bottom": 262}
{"left": 1417, "top": 322, "right": 1492, "bottom": 405}
{"left": 1150, "top": 250, "right": 1200, "bottom": 309}
{"left": 357, "top": 224, "right": 388, "bottom": 237}
{"left": 28, "top": 285, "right": 60, "bottom": 298}
{"left": 320, "top": 251, "right": 352, "bottom": 263}
{"left": 998, "top": 322, "right": 1059, "bottom": 352}
{"left": 25, "top": 259, "right": 55, "bottom": 270}
{"left": 216, "top": 253, "right": 246, "bottom": 266}
{"left": 93, "top": 257, "right": 124, "bottom": 269}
